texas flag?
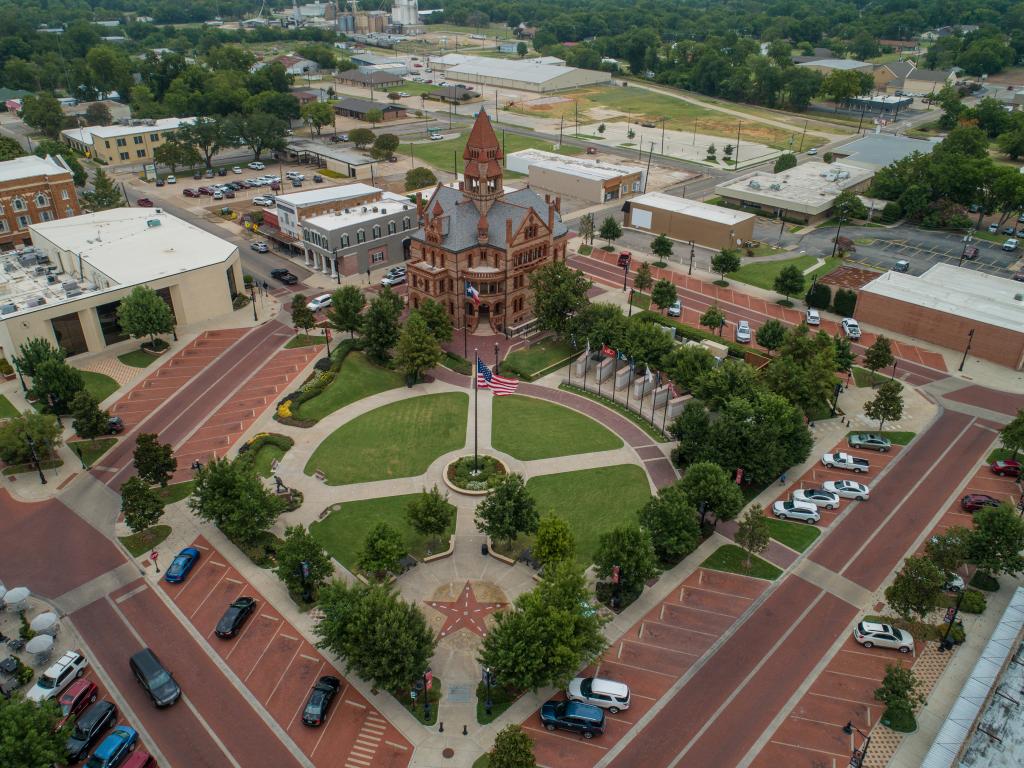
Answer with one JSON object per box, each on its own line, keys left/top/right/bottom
{"left": 465, "top": 281, "right": 480, "bottom": 307}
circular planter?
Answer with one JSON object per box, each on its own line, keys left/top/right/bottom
{"left": 443, "top": 455, "right": 508, "bottom": 496}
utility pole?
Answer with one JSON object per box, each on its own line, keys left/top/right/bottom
{"left": 660, "top": 118, "right": 666, "bottom": 155}
{"left": 735, "top": 121, "right": 742, "bottom": 166}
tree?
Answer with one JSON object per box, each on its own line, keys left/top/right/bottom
{"left": 833, "top": 335, "right": 854, "bottom": 372}
{"left": 699, "top": 305, "right": 726, "bottom": 336}
{"left": 300, "top": 101, "right": 334, "bottom": 137}
{"left": 19, "top": 94, "right": 65, "bottom": 138}
{"left": 599, "top": 216, "right": 622, "bottom": 246}
{"left": 884, "top": 556, "right": 945, "bottom": 620}
{"left": 819, "top": 69, "right": 871, "bottom": 109}
{"left": 120, "top": 476, "right": 164, "bottom": 535}
{"left": 679, "top": 461, "right": 744, "bottom": 522}
{"left": 633, "top": 262, "right": 653, "bottom": 293}
{"left": 405, "top": 166, "right": 437, "bottom": 190}
{"left": 533, "top": 513, "right": 576, "bottom": 569}
{"left": 925, "top": 526, "right": 971, "bottom": 576}
{"left": 70, "top": 390, "right": 109, "bottom": 440}
{"left": 315, "top": 581, "right": 435, "bottom": 693}
{"left": 669, "top": 401, "right": 711, "bottom": 467}
{"left": 863, "top": 335, "right": 894, "bottom": 385}
{"left": 475, "top": 473, "right": 538, "bottom": 549}
{"left": 394, "top": 312, "right": 442, "bottom": 382}
{"left": 997, "top": 128, "right": 1024, "bottom": 160}
{"left": 370, "top": 133, "right": 400, "bottom": 160}
{"left": 969, "top": 503, "right": 1024, "bottom": 579}
{"left": 247, "top": 91, "right": 300, "bottom": 122}
{"left": 176, "top": 117, "right": 233, "bottom": 169}
{"left": 620, "top": 319, "right": 673, "bottom": 371}
{"left": 275, "top": 525, "right": 333, "bottom": 599}
{"left": 291, "top": 294, "right": 316, "bottom": 335}
{"left": 735, "top": 505, "right": 770, "bottom": 569}
{"left": 999, "top": 409, "right": 1024, "bottom": 458}
{"left": 650, "top": 279, "right": 677, "bottom": 313}
{"left": 85, "top": 102, "right": 113, "bottom": 126}
{"left": 133, "top": 433, "right": 176, "bottom": 487}
{"left": 153, "top": 139, "right": 201, "bottom": 173}
{"left": 594, "top": 525, "right": 659, "bottom": 604}
{"left": 415, "top": 298, "right": 453, "bottom": 344}
{"left": 864, "top": 379, "right": 904, "bottom": 430}
{"left": 651, "top": 234, "right": 673, "bottom": 263}
{"left": 362, "top": 288, "right": 403, "bottom": 361}
{"left": 489, "top": 724, "right": 536, "bottom": 768}
{"left": 763, "top": 325, "right": 837, "bottom": 417}
{"left": 0, "top": 695, "right": 68, "bottom": 768}
{"left": 227, "top": 111, "right": 287, "bottom": 161}
{"left": 597, "top": 123, "right": 606, "bottom": 135}
{"left": 773, "top": 264, "right": 805, "bottom": 302}
{"left": 387, "top": 91, "right": 402, "bottom": 103}
{"left": 326, "top": 286, "right": 365, "bottom": 338}
{"left": 406, "top": 486, "right": 454, "bottom": 545}
{"left": 711, "top": 249, "right": 741, "bottom": 282}
{"left": 692, "top": 359, "right": 760, "bottom": 411}
{"left": 365, "top": 109, "right": 384, "bottom": 126}
{"left": 117, "top": 286, "right": 175, "bottom": 348}
{"left": 30, "top": 359, "right": 84, "bottom": 414}
{"left": 14, "top": 338, "right": 64, "bottom": 378}
{"left": 638, "top": 484, "right": 700, "bottom": 564}
{"left": 349, "top": 128, "right": 376, "bottom": 149}
{"left": 875, "top": 665, "right": 925, "bottom": 729}
{"left": 0, "top": 136, "right": 25, "bottom": 161}
{"left": 529, "top": 262, "right": 592, "bottom": 335}
{"left": 663, "top": 344, "right": 714, "bottom": 393}
{"left": 82, "top": 168, "right": 124, "bottom": 211}
{"left": 755, "top": 319, "right": 786, "bottom": 355}
{"left": 833, "top": 189, "right": 869, "bottom": 220}
{"left": 773, "top": 152, "right": 797, "bottom": 173}
{"left": 0, "top": 411, "right": 61, "bottom": 466}
{"left": 578, "top": 213, "right": 595, "bottom": 246}
{"left": 517, "top": 42, "right": 529, "bottom": 58}
{"left": 189, "top": 457, "right": 283, "bottom": 544}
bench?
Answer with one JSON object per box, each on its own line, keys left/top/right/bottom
{"left": 314, "top": 469, "right": 326, "bottom": 482}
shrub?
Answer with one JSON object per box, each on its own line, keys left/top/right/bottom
{"left": 805, "top": 282, "right": 832, "bottom": 309}
{"left": 959, "top": 589, "right": 987, "bottom": 613}
{"left": 0, "top": 358, "right": 13, "bottom": 376}
{"left": 970, "top": 571, "right": 999, "bottom": 591}
{"left": 822, "top": 152, "right": 834, "bottom": 163}
{"left": 447, "top": 455, "right": 506, "bottom": 491}
{"left": 232, "top": 294, "right": 251, "bottom": 310}
{"left": 832, "top": 288, "right": 857, "bottom": 316}
{"left": 880, "top": 202, "right": 902, "bottom": 223}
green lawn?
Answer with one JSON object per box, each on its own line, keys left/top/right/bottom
{"left": 400, "top": 130, "right": 580, "bottom": 173}
{"left": 117, "top": 349, "right": 157, "bottom": 368}
{"left": 80, "top": 371, "right": 119, "bottom": 403}
{"left": 306, "top": 393, "right": 468, "bottom": 484}
{"left": 630, "top": 292, "right": 652, "bottom": 310}
{"left": 292, "top": 352, "right": 404, "bottom": 422}
{"left": 524, "top": 465, "right": 652, "bottom": 566}
{"left": 987, "top": 447, "right": 1015, "bottom": 463}
{"left": 764, "top": 518, "right": 820, "bottom": 552}
{"left": 729, "top": 255, "right": 843, "bottom": 291}
{"left": 0, "top": 394, "right": 18, "bottom": 419}
{"left": 284, "top": 333, "right": 326, "bottom": 349}
{"left": 701, "top": 544, "right": 782, "bottom": 580}
{"left": 386, "top": 82, "right": 441, "bottom": 97}
{"left": 501, "top": 338, "right": 574, "bottom": 380}
{"left": 846, "top": 430, "right": 915, "bottom": 446}
{"left": 491, "top": 395, "right": 622, "bottom": 460}
{"left": 310, "top": 492, "right": 457, "bottom": 571}
{"left": 156, "top": 480, "right": 194, "bottom": 507}
{"left": 74, "top": 438, "right": 117, "bottom": 467}
{"left": 250, "top": 443, "right": 288, "bottom": 478}
{"left": 119, "top": 525, "right": 172, "bottom": 557}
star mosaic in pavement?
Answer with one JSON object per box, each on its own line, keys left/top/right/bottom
{"left": 426, "top": 581, "right": 506, "bottom": 639}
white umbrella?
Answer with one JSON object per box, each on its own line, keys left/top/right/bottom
{"left": 25, "top": 635, "right": 54, "bottom": 655}
{"left": 2, "top": 587, "right": 29, "bottom": 608}
{"left": 30, "top": 613, "right": 58, "bottom": 634}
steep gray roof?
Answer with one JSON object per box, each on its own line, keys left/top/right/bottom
{"left": 334, "top": 97, "right": 404, "bottom": 113}
{"left": 883, "top": 60, "right": 916, "bottom": 78}
{"left": 907, "top": 68, "right": 954, "bottom": 82}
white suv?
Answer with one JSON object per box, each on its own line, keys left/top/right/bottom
{"left": 841, "top": 318, "right": 861, "bottom": 339}
{"left": 566, "top": 677, "right": 631, "bottom": 713}
{"left": 853, "top": 621, "right": 914, "bottom": 653}
{"left": 26, "top": 650, "right": 89, "bottom": 702}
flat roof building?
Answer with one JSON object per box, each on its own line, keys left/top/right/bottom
{"left": 0, "top": 155, "right": 80, "bottom": 250}
{"left": 264, "top": 182, "right": 384, "bottom": 241}
{"left": 830, "top": 133, "right": 937, "bottom": 171}
{"left": 506, "top": 149, "right": 645, "bottom": 204}
{"left": 282, "top": 138, "right": 378, "bottom": 180}
{"left": 714, "top": 162, "right": 874, "bottom": 224}
{"left": 796, "top": 58, "right": 873, "bottom": 74}
{"left": 427, "top": 54, "right": 610, "bottom": 93}
{"left": 623, "top": 192, "right": 755, "bottom": 251}
{"left": 1, "top": 208, "right": 242, "bottom": 360}
{"left": 61, "top": 117, "right": 195, "bottom": 168}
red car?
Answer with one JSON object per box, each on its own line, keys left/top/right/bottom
{"left": 961, "top": 494, "right": 1002, "bottom": 512}
{"left": 991, "top": 459, "right": 1021, "bottom": 477}
{"left": 183, "top": 189, "right": 198, "bottom": 198}
{"left": 617, "top": 251, "right": 632, "bottom": 268}
{"left": 136, "top": 198, "right": 154, "bottom": 207}
{"left": 55, "top": 678, "right": 98, "bottom": 731}
{"left": 197, "top": 187, "right": 212, "bottom": 195}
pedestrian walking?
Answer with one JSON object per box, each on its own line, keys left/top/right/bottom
{"left": 778, "top": 472, "right": 787, "bottom": 485}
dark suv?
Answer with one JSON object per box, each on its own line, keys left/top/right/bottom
{"left": 65, "top": 700, "right": 117, "bottom": 763}
{"left": 539, "top": 700, "right": 605, "bottom": 739}
{"left": 961, "top": 494, "right": 1002, "bottom": 512}
{"left": 270, "top": 268, "right": 298, "bottom": 285}
{"left": 129, "top": 648, "right": 181, "bottom": 707}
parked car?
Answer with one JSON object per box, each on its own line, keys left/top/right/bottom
{"left": 84, "top": 725, "right": 136, "bottom": 768}
{"left": 212, "top": 191, "right": 223, "bottom": 200}
{"left": 429, "top": 133, "right": 443, "bottom": 141}
{"left": 988, "top": 223, "right": 999, "bottom": 233}
{"left": 735, "top": 320, "right": 751, "bottom": 343}
{"left": 286, "top": 171, "right": 305, "bottom": 180}
{"left": 822, "top": 452, "right": 870, "bottom": 472}
{"left": 307, "top": 294, "right": 332, "bottom": 311}
{"left": 586, "top": 146, "right": 598, "bottom": 155}
{"left": 792, "top": 488, "right": 840, "bottom": 509}
{"left": 250, "top": 241, "right": 269, "bottom": 253}
{"left": 270, "top": 268, "right": 298, "bottom": 285}
{"left": 841, "top": 318, "right": 861, "bottom": 339}
{"left": 165, "top": 175, "right": 176, "bottom": 184}
{"left": 1003, "top": 237, "right": 1019, "bottom": 251}
{"left": 540, "top": 700, "right": 605, "bottom": 738}
{"left": 248, "top": 161, "right": 265, "bottom": 170}
{"left": 192, "top": 171, "right": 201, "bottom": 180}
{"left": 56, "top": 678, "right": 99, "bottom": 731}
{"left": 252, "top": 196, "right": 275, "bottom": 207}
{"left": 302, "top": 676, "right": 341, "bottom": 727}
{"left": 271, "top": 181, "right": 282, "bottom": 191}
{"left": 223, "top": 189, "right": 235, "bottom": 199}
{"left": 129, "top": 648, "right": 180, "bottom": 707}
{"left": 991, "top": 459, "right": 1021, "bottom": 477}
{"left": 772, "top": 499, "right": 820, "bottom": 523}
{"left": 805, "top": 308, "right": 820, "bottom": 325}
{"left": 232, "top": 166, "right": 242, "bottom": 174}
{"left": 1003, "top": 225, "right": 1016, "bottom": 235}
{"left": 667, "top": 299, "right": 682, "bottom": 317}
{"left": 164, "top": 546, "right": 200, "bottom": 584}
{"left": 107, "top": 416, "right": 124, "bottom": 434}
{"left": 155, "top": 179, "right": 164, "bottom": 187}
{"left": 339, "top": 133, "right": 349, "bottom": 141}
{"left": 806, "top": 147, "right": 817, "bottom": 155}
{"left": 892, "top": 259, "right": 910, "bottom": 273}
{"left": 183, "top": 189, "right": 199, "bottom": 198}
{"left": 566, "top": 677, "right": 630, "bottom": 713}
{"left": 136, "top": 198, "right": 154, "bottom": 208}
{"left": 853, "top": 620, "right": 914, "bottom": 653}
{"left": 380, "top": 271, "right": 406, "bottom": 287}
{"left": 215, "top": 597, "right": 258, "bottom": 639}
{"left": 944, "top": 572, "right": 965, "bottom": 592}
{"left": 26, "top": 651, "right": 89, "bottom": 703}
{"left": 960, "top": 493, "right": 1002, "bottom": 512}
{"left": 65, "top": 700, "right": 117, "bottom": 764}
{"left": 197, "top": 187, "right": 212, "bottom": 196}
{"left": 616, "top": 251, "right": 631, "bottom": 267}
{"left": 291, "top": 179, "right": 302, "bottom": 187}
{"left": 849, "top": 433, "right": 892, "bottom": 452}
{"left": 822, "top": 479, "right": 870, "bottom": 500}
{"left": 204, "top": 169, "right": 215, "bottom": 178}
{"left": 313, "top": 174, "right": 323, "bottom": 183}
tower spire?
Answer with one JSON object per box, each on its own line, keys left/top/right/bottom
{"left": 462, "top": 108, "right": 503, "bottom": 215}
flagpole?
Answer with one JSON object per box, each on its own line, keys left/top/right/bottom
{"left": 625, "top": 358, "right": 632, "bottom": 414}
{"left": 638, "top": 365, "right": 647, "bottom": 417}
{"left": 474, "top": 348, "right": 479, "bottom": 473}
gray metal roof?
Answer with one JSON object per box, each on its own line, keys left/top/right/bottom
{"left": 334, "top": 97, "right": 405, "bottom": 114}
{"left": 882, "top": 60, "right": 916, "bottom": 78}
{"left": 907, "top": 67, "right": 955, "bottom": 82}
{"left": 833, "top": 133, "right": 936, "bottom": 170}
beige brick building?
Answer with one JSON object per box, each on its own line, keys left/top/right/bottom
{"left": 61, "top": 117, "right": 195, "bottom": 168}
{"left": 623, "top": 192, "right": 755, "bottom": 251}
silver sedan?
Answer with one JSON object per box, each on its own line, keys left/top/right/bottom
{"left": 793, "top": 488, "right": 840, "bottom": 509}
{"left": 772, "top": 500, "right": 820, "bottom": 523}
{"left": 823, "top": 479, "right": 870, "bottom": 501}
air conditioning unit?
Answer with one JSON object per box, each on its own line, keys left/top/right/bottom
{"left": 147, "top": 219, "right": 161, "bottom": 227}
{"left": 748, "top": 180, "right": 761, "bottom": 189}
{"left": 65, "top": 289, "right": 82, "bottom": 298}
{"left": 25, "top": 296, "right": 46, "bottom": 307}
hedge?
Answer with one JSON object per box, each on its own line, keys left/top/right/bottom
{"left": 634, "top": 311, "right": 747, "bottom": 358}
{"left": 276, "top": 338, "right": 363, "bottom": 427}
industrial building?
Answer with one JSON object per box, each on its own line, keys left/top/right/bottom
{"left": 829, "top": 133, "right": 937, "bottom": 171}
{"left": 0, "top": 208, "right": 242, "bottom": 359}
{"left": 714, "top": 162, "right": 874, "bottom": 224}
{"left": 0, "top": 155, "right": 80, "bottom": 250}
{"left": 506, "top": 149, "right": 645, "bottom": 205}
{"left": 336, "top": 69, "right": 406, "bottom": 89}
{"left": 426, "top": 54, "right": 610, "bottom": 93}
{"left": 60, "top": 117, "right": 195, "bottom": 168}
{"left": 348, "top": 52, "right": 408, "bottom": 76}
{"left": 622, "top": 192, "right": 755, "bottom": 251}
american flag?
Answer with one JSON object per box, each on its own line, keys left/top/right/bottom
{"left": 476, "top": 358, "right": 519, "bottom": 395}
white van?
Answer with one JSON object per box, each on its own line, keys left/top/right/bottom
{"left": 567, "top": 677, "right": 631, "bottom": 713}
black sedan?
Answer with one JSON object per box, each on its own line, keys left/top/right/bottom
{"left": 270, "top": 268, "right": 298, "bottom": 285}
{"left": 214, "top": 597, "right": 257, "bottom": 639}
{"left": 302, "top": 676, "right": 341, "bottom": 727}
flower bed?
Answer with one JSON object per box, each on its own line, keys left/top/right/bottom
{"left": 445, "top": 455, "right": 507, "bottom": 493}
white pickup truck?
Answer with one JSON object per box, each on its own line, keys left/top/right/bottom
{"left": 822, "top": 452, "right": 870, "bottom": 473}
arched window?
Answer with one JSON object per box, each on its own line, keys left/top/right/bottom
{"left": 35, "top": 193, "right": 49, "bottom": 207}
{"left": 11, "top": 196, "right": 25, "bottom": 212}
{"left": 387, "top": 221, "right": 396, "bottom": 235}
{"left": 341, "top": 234, "right": 350, "bottom": 247}
{"left": 356, "top": 229, "right": 365, "bottom": 244}
{"left": 372, "top": 225, "right": 381, "bottom": 239}
{"left": 403, "top": 216, "right": 411, "bottom": 230}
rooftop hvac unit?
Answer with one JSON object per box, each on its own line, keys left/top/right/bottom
{"left": 837, "top": 171, "right": 849, "bottom": 179}
{"left": 33, "top": 266, "right": 47, "bottom": 276}
{"left": 146, "top": 219, "right": 161, "bottom": 227}
{"left": 769, "top": 183, "right": 782, "bottom": 191}
{"left": 3, "top": 262, "right": 16, "bottom": 273}
{"left": 0, "top": 303, "right": 16, "bottom": 315}
{"left": 46, "top": 274, "right": 57, "bottom": 284}
{"left": 381, "top": 208, "right": 386, "bottom": 214}
{"left": 25, "top": 296, "right": 46, "bottom": 307}
{"left": 748, "top": 180, "right": 761, "bottom": 189}
{"left": 372, "top": 207, "right": 378, "bottom": 212}
{"left": 61, "top": 280, "right": 78, "bottom": 292}
{"left": 17, "top": 253, "right": 37, "bottom": 267}
{"left": 362, "top": 207, "right": 368, "bottom": 212}
{"left": 65, "top": 289, "right": 82, "bottom": 298}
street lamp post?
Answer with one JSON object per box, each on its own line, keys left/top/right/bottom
{"left": 483, "top": 667, "right": 493, "bottom": 716}
{"left": 249, "top": 282, "right": 258, "bottom": 321}
{"left": 622, "top": 259, "right": 629, "bottom": 291}
{"left": 628, "top": 289, "right": 635, "bottom": 318}
{"left": 47, "top": 393, "right": 63, "bottom": 428}
{"left": 939, "top": 586, "right": 966, "bottom": 652}
{"left": 13, "top": 358, "right": 27, "bottom": 392}
{"left": 25, "top": 435, "right": 46, "bottom": 485}
{"left": 842, "top": 722, "right": 872, "bottom": 768}
{"left": 494, "top": 342, "right": 500, "bottom": 374}
{"left": 422, "top": 671, "right": 431, "bottom": 721}
{"left": 831, "top": 203, "right": 849, "bottom": 259}
{"left": 958, "top": 328, "right": 975, "bottom": 372}
{"left": 688, "top": 241, "right": 695, "bottom": 275}
{"left": 323, "top": 327, "right": 331, "bottom": 357}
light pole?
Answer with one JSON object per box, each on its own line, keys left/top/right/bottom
{"left": 483, "top": 667, "right": 493, "bottom": 716}
{"left": 688, "top": 241, "right": 695, "bottom": 275}
{"left": 831, "top": 202, "right": 849, "bottom": 259}
{"left": 47, "top": 393, "right": 63, "bottom": 428}
{"left": 958, "top": 230, "right": 975, "bottom": 267}
{"left": 842, "top": 722, "right": 871, "bottom": 768}
{"left": 622, "top": 259, "right": 629, "bottom": 291}
{"left": 938, "top": 585, "right": 965, "bottom": 652}
{"left": 494, "top": 342, "right": 500, "bottom": 374}
{"left": 25, "top": 435, "right": 46, "bottom": 485}
{"left": 628, "top": 289, "right": 635, "bottom": 318}
{"left": 12, "top": 357, "right": 27, "bottom": 392}
{"left": 958, "top": 328, "right": 975, "bottom": 372}
{"left": 323, "top": 327, "right": 331, "bottom": 357}
{"left": 73, "top": 441, "right": 87, "bottom": 470}
{"left": 249, "top": 282, "right": 258, "bottom": 321}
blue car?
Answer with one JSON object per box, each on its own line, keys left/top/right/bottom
{"left": 84, "top": 725, "right": 137, "bottom": 768}
{"left": 164, "top": 547, "right": 200, "bottom": 584}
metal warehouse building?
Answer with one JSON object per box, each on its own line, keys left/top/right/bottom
{"left": 623, "top": 192, "right": 756, "bottom": 251}
{"left": 505, "top": 149, "right": 645, "bottom": 204}
{"left": 427, "top": 54, "right": 610, "bottom": 93}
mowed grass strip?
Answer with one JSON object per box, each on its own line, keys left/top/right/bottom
{"left": 0, "top": 394, "right": 18, "bottom": 419}
{"left": 80, "top": 370, "right": 119, "bottom": 403}
{"left": 764, "top": 518, "right": 820, "bottom": 553}
{"left": 501, "top": 338, "right": 574, "bottom": 380}
{"left": 525, "top": 465, "right": 651, "bottom": 566}
{"left": 306, "top": 392, "right": 468, "bottom": 484}
{"left": 292, "top": 352, "right": 404, "bottom": 422}
{"left": 701, "top": 544, "right": 782, "bottom": 580}
{"left": 729, "top": 255, "right": 843, "bottom": 291}
{"left": 491, "top": 395, "right": 622, "bottom": 461}
{"left": 117, "top": 349, "right": 157, "bottom": 368}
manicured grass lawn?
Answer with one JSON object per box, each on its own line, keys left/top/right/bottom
{"left": 310, "top": 492, "right": 456, "bottom": 571}
{"left": 156, "top": 481, "right": 194, "bottom": 507}
{"left": 442, "top": 352, "right": 472, "bottom": 375}
{"left": 117, "top": 349, "right": 157, "bottom": 368}
{"left": 119, "top": 525, "right": 172, "bottom": 557}
{"left": 702, "top": 544, "right": 782, "bottom": 580}
{"left": 473, "top": 756, "right": 490, "bottom": 768}
{"left": 764, "top": 518, "right": 820, "bottom": 552}
{"left": 284, "top": 333, "right": 326, "bottom": 349}
{"left": 729, "top": 255, "right": 842, "bottom": 291}
{"left": 846, "top": 430, "right": 915, "bottom": 446}
{"left": 399, "top": 130, "right": 580, "bottom": 172}
{"left": 0, "top": 394, "right": 18, "bottom": 419}
{"left": 250, "top": 443, "right": 288, "bottom": 478}
{"left": 385, "top": 82, "right": 438, "bottom": 96}
{"left": 80, "top": 371, "right": 119, "bottom": 403}
{"left": 987, "top": 448, "right": 1015, "bottom": 463}
{"left": 306, "top": 393, "right": 468, "bottom": 484}
{"left": 491, "top": 395, "right": 622, "bottom": 460}
{"left": 630, "top": 292, "right": 652, "bottom": 310}
{"left": 502, "top": 338, "right": 574, "bottom": 380}
{"left": 525, "top": 465, "right": 652, "bottom": 566}
{"left": 292, "top": 352, "right": 404, "bottom": 422}
{"left": 851, "top": 366, "right": 885, "bottom": 387}
{"left": 74, "top": 438, "right": 117, "bottom": 466}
